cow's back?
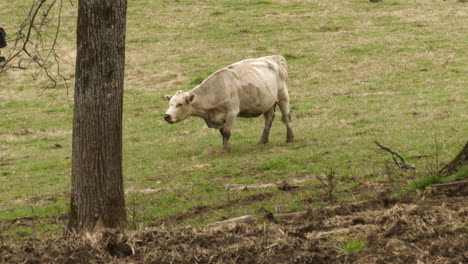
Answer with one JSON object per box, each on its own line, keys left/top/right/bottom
{"left": 228, "top": 55, "right": 287, "bottom": 82}
{"left": 191, "top": 55, "right": 289, "bottom": 117}
{"left": 228, "top": 56, "right": 288, "bottom": 116}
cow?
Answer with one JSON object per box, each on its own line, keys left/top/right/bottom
{"left": 0, "top": 27, "right": 6, "bottom": 63}
{"left": 164, "top": 55, "right": 294, "bottom": 152}
{"left": 0, "top": 27, "right": 6, "bottom": 48}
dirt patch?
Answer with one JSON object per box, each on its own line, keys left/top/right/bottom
{"left": 0, "top": 156, "right": 16, "bottom": 168}
{"left": 1, "top": 181, "right": 466, "bottom": 264}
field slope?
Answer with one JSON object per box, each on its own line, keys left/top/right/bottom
{"left": 0, "top": 0, "right": 467, "bottom": 246}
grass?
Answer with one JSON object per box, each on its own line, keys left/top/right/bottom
{"left": 408, "top": 164, "right": 468, "bottom": 190}
{"left": 336, "top": 239, "right": 367, "bottom": 253}
{"left": 408, "top": 174, "right": 445, "bottom": 190}
{"left": 0, "top": 0, "right": 467, "bottom": 240}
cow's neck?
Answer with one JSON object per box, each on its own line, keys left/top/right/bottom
{"left": 188, "top": 87, "right": 209, "bottom": 120}
{"left": 190, "top": 102, "right": 209, "bottom": 120}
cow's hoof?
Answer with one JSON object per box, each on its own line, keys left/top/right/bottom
{"left": 221, "top": 148, "right": 230, "bottom": 153}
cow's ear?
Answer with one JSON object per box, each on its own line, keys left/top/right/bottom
{"left": 165, "top": 95, "right": 172, "bottom": 101}
{"left": 187, "top": 94, "right": 196, "bottom": 104}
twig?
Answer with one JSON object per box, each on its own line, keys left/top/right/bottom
{"left": 2, "top": 0, "right": 47, "bottom": 67}
{"left": 374, "top": 141, "right": 415, "bottom": 169}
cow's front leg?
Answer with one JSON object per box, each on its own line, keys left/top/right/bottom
{"left": 219, "top": 128, "right": 231, "bottom": 152}
{"left": 219, "top": 113, "right": 237, "bottom": 152}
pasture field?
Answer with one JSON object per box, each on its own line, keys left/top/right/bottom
{"left": 0, "top": 0, "right": 467, "bottom": 245}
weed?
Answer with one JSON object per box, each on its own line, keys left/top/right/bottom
{"left": 318, "top": 170, "right": 338, "bottom": 202}
{"left": 336, "top": 239, "right": 367, "bottom": 253}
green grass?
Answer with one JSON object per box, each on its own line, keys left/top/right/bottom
{"left": 454, "top": 166, "right": 468, "bottom": 179}
{"left": 336, "top": 239, "right": 367, "bottom": 253}
{"left": 408, "top": 174, "right": 445, "bottom": 190}
{"left": 0, "top": 0, "right": 467, "bottom": 240}
{"left": 408, "top": 165, "right": 468, "bottom": 190}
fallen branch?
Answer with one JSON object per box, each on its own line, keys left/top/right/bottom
{"left": 223, "top": 181, "right": 299, "bottom": 191}
{"left": 223, "top": 183, "right": 277, "bottom": 190}
{"left": 374, "top": 141, "right": 415, "bottom": 169}
{"left": 410, "top": 153, "right": 432, "bottom": 159}
{"left": 125, "top": 188, "right": 162, "bottom": 194}
{"left": 211, "top": 211, "right": 308, "bottom": 226}
{"left": 427, "top": 180, "right": 468, "bottom": 188}
{"left": 211, "top": 215, "right": 256, "bottom": 226}
{"left": 423, "top": 179, "right": 468, "bottom": 197}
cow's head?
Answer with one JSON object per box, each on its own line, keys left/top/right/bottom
{"left": 164, "top": 90, "right": 196, "bottom": 124}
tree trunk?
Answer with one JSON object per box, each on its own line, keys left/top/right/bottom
{"left": 68, "top": 0, "right": 127, "bottom": 232}
{"left": 440, "top": 141, "right": 468, "bottom": 175}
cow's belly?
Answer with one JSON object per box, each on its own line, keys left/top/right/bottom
{"left": 238, "top": 111, "right": 263, "bottom": 118}
{"left": 237, "top": 83, "right": 277, "bottom": 118}
{"left": 238, "top": 100, "right": 276, "bottom": 117}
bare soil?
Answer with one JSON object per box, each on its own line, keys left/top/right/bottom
{"left": 1, "top": 180, "right": 466, "bottom": 264}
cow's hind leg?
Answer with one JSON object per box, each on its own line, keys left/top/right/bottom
{"left": 277, "top": 98, "right": 294, "bottom": 143}
{"left": 259, "top": 104, "right": 276, "bottom": 145}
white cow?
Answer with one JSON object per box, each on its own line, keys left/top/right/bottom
{"left": 164, "top": 55, "right": 294, "bottom": 152}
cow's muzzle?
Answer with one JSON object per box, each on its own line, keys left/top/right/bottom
{"left": 164, "top": 114, "right": 173, "bottom": 123}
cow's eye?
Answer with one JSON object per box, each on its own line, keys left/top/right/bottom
{"left": 176, "top": 104, "right": 183, "bottom": 108}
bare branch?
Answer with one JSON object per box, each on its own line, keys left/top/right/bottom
{"left": 0, "top": 0, "right": 73, "bottom": 92}
{"left": 374, "top": 141, "right": 415, "bottom": 169}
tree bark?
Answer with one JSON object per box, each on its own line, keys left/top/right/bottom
{"left": 440, "top": 141, "right": 468, "bottom": 175}
{"left": 68, "top": 0, "right": 127, "bottom": 232}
